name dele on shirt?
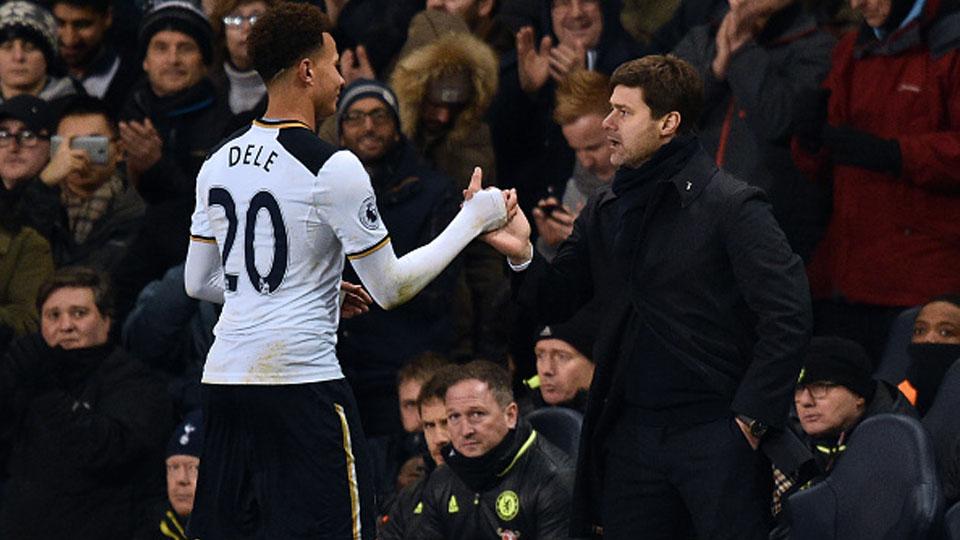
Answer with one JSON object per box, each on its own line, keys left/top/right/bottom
{"left": 229, "top": 144, "right": 279, "bottom": 172}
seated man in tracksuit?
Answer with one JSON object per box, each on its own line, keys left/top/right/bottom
{"left": 415, "top": 360, "right": 575, "bottom": 540}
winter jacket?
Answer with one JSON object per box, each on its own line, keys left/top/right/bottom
{"left": 391, "top": 31, "right": 499, "bottom": 190}
{"left": 391, "top": 31, "right": 509, "bottom": 362}
{"left": 381, "top": 455, "right": 437, "bottom": 540}
{"left": 0, "top": 335, "right": 173, "bottom": 540}
{"left": 792, "top": 0, "right": 960, "bottom": 306}
{"left": 133, "top": 501, "right": 189, "bottom": 540}
{"left": 73, "top": 44, "right": 142, "bottom": 118}
{"left": 673, "top": 4, "right": 836, "bottom": 260}
{"left": 50, "top": 178, "right": 145, "bottom": 273}
{"left": 0, "top": 226, "right": 53, "bottom": 343}
{"left": 0, "top": 178, "right": 60, "bottom": 241}
{"left": 415, "top": 421, "right": 575, "bottom": 540}
{"left": 514, "top": 142, "right": 812, "bottom": 535}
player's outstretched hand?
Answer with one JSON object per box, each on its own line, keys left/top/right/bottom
{"left": 483, "top": 188, "right": 532, "bottom": 265}
{"left": 461, "top": 167, "right": 508, "bottom": 233}
{"left": 340, "top": 281, "right": 373, "bottom": 319}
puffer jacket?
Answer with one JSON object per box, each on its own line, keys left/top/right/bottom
{"left": 415, "top": 420, "right": 575, "bottom": 540}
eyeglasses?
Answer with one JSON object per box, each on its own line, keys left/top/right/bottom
{"left": 341, "top": 108, "right": 393, "bottom": 127}
{"left": 166, "top": 462, "right": 200, "bottom": 478}
{"left": 222, "top": 14, "right": 259, "bottom": 28}
{"left": 795, "top": 382, "right": 839, "bottom": 400}
{"left": 0, "top": 129, "right": 47, "bottom": 148}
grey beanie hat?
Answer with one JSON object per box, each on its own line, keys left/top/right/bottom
{"left": 0, "top": 1, "right": 58, "bottom": 64}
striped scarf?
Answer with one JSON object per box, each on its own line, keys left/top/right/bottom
{"left": 61, "top": 174, "right": 123, "bottom": 244}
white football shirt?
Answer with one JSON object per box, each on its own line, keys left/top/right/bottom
{"left": 191, "top": 119, "right": 389, "bottom": 384}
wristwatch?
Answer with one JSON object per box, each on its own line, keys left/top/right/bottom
{"left": 738, "top": 414, "right": 769, "bottom": 439}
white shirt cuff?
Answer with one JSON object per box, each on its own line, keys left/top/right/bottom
{"left": 508, "top": 244, "right": 534, "bottom": 272}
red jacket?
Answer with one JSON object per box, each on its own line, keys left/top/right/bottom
{"left": 793, "top": 2, "right": 960, "bottom": 306}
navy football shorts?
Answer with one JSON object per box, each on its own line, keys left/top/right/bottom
{"left": 188, "top": 379, "right": 376, "bottom": 539}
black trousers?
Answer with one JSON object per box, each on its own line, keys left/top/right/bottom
{"left": 189, "top": 380, "right": 376, "bottom": 540}
{"left": 600, "top": 413, "right": 772, "bottom": 540}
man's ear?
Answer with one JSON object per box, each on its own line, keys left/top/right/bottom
{"left": 504, "top": 401, "right": 518, "bottom": 429}
{"left": 298, "top": 58, "right": 314, "bottom": 84}
{"left": 660, "top": 111, "right": 681, "bottom": 137}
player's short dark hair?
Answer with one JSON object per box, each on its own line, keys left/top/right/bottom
{"left": 50, "top": 0, "right": 111, "bottom": 13}
{"left": 248, "top": 1, "right": 332, "bottom": 83}
{"left": 57, "top": 95, "right": 117, "bottom": 134}
{"left": 610, "top": 54, "right": 703, "bottom": 136}
{"left": 397, "top": 351, "right": 450, "bottom": 388}
{"left": 37, "top": 266, "right": 115, "bottom": 318}
{"left": 431, "top": 360, "right": 514, "bottom": 409}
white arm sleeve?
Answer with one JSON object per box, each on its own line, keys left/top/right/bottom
{"left": 184, "top": 239, "right": 225, "bottom": 304}
{"left": 349, "top": 188, "right": 507, "bottom": 310}
{"left": 319, "top": 150, "right": 507, "bottom": 311}
{"left": 185, "top": 168, "right": 225, "bottom": 304}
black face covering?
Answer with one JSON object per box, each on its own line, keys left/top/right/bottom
{"left": 906, "top": 342, "right": 960, "bottom": 415}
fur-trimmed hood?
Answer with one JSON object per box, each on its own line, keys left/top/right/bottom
{"left": 390, "top": 31, "right": 498, "bottom": 142}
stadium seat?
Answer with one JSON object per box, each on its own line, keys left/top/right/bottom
{"left": 946, "top": 502, "right": 960, "bottom": 540}
{"left": 785, "top": 414, "right": 943, "bottom": 540}
{"left": 525, "top": 407, "right": 584, "bottom": 461}
{"left": 875, "top": 306, "right": 921, "bottom": 384}
{"left": 922, "top": 359, "right": 960, "bottom": 499}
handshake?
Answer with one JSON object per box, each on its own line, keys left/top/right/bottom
{"left": 462, "top": 167, "right": 534, "bottom": 266}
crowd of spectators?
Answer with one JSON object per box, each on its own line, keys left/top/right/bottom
{"left": 0, "top": 0, "right": 957, "bottom": 538}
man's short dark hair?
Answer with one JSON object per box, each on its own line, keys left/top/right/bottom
{"left": 51, "top": 0, "right": 111, "bottom": 13}
{"left": 418, "top": 369, "right": 448, "bottom": 412}
{"left": 248, "top": 2, "right": 332, "bottom": 83}
{"left": 57, "top": 95, "right": 117, "bottom": 134}
{"left": 36, "top": 266, "right": 114, "bottom": 318}
{"left": 432, "top": 360, "right": 514, "bottom": 409}
{"left": 397, "top": 351, "right": 450, "bottom": 388}
{"left": 609, "top": 54, "right": 703, "bottom": 136}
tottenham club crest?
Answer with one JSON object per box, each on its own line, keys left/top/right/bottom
{"left": 359, "top": 196, "right": 380, "bottom": 231}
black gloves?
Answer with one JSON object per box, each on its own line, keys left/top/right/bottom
{"left": 822, "top": 125, "right": 902, "bottom": 174}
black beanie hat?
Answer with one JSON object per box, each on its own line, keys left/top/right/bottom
{"left": 139, "top": 0, "right": 213, "bottom": 64}
{"left": 798, "top": 336, "right": 876, "bottom": 401}
{"left": 336, "top": 78, "right": 401, "bottom": 137}
{"left": 166, "top": 410, "right": 203, "bottom": 459}
{"left": 535, "top": 309, "right": 598, "bottom": 362}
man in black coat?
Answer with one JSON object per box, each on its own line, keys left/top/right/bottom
{"left": 0, "top": 266, "right": 172, "bottom": 539}
{"left": 415, "top": 361, "right": 575, "bottom": 539}
{"left": 478, "top": 54, "right": 812, "bottom": 538}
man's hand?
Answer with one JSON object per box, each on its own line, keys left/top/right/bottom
{"left": 483, "top": 189, "right": 532, "bottom": 265}
{"left": 119, "top": 118, "right": 163, "bottom": 182}
{"left": 547, "top": 39, "right": 586, "bottom": 83}
{"left": 462, "top": 167, "right": 512, "bottom": 232}
{"left": 340, "top": 45, "right": 376, "bottom": 85}
{"left": 712, "top": 5, "right": 761, "bottom": 80}
{"left": 39, "top": 137, "right": 89, "bottom": 186}
{"left": 735, "top": 416, "right": 761, "bottom": 450}
{"left": 532, "top": 197, "right": 575, "bottom": 248}
{"left": 340, "top": 281, "right": 373, "bottom": 319}
{"left": 517, "top": 26, "right": 552, "bottom": 94}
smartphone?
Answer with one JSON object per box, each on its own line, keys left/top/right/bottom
{"left": 50, "top": 135, "right": 110, "bottom": 165}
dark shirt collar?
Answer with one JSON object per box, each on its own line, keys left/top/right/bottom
{"left": 602, "top": 136, "right": 716, "bottom": 209}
